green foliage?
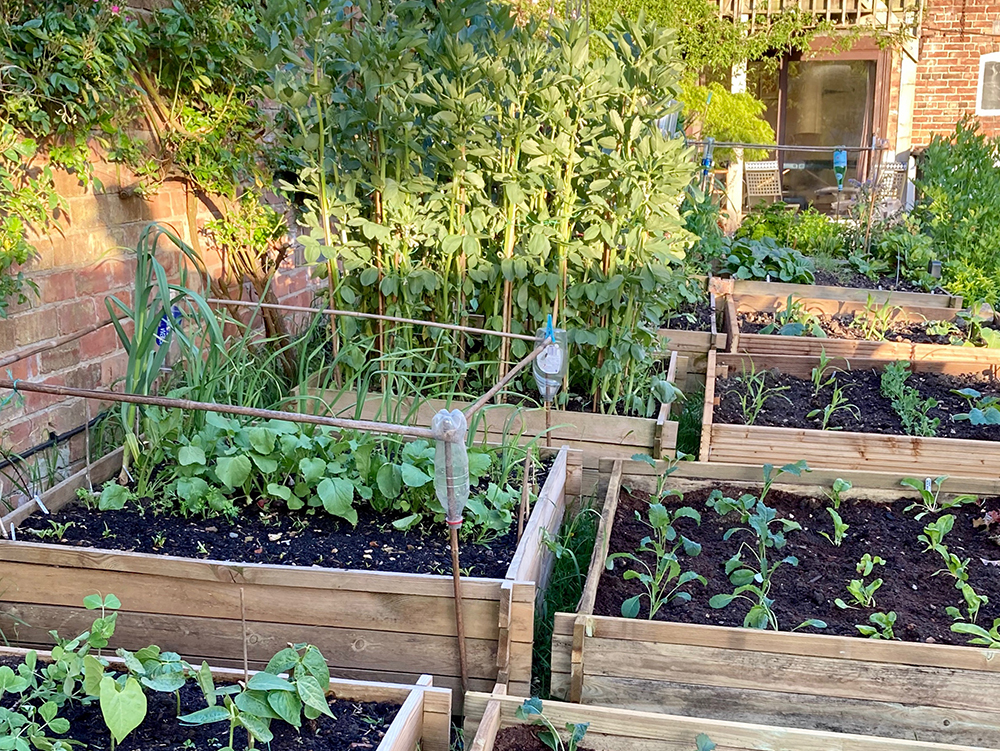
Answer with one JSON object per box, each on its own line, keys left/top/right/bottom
{"left": 952, "top": 618, "right": 1000, "bottom": 648}
{"left": 951, "top": 388, "right": 1000, "bottom": 425}
{"left": 880, "top": 362, "right": 939, "bottom": 437}
{"left": 706, "top": 462, "right": 823, "bottom": 632}
{"left": 516, "top": 698, "right": 589, "bottom": 751}
{"left": 130, "top": 407, "right": 522, "bottom": 537}
{"left": 257, "top": 0, "right": 695, "bottom": 413}
{"left": 677, "top": 80, "right": 774, "bottom": 161}
{"left": 851, "top": 295, "right": 901, "bottom": 342}
{"left": 605, "top": 500, "right": 706, "bottom": 619}
{"left": 727, "top": 363, "right": 790, "bottom": 426}
{"left": 724, "top": 237, "right": 815, "bottom": 284}
{"left": 819, "top": 507, "right": 849, "bottom": 547}
{"left": 759, "top": 295, "right": 825, "bottom": 338}
{"left": 857, "top": 611, "right": 896, "bottom": 639}
{"left": 0, "top": 0, "right": 267, "bottom": 313}
{"left": 835, "top": 554, "right": 885, "bottom": 609}
{"left": 900, "top": 476, "right": 978, "bottom": 521}
{"left": 915, "top": 117, "right": 1000, "bottom": 305}
{"left": 735, "top": 203, "right": 798, "bottom": 246}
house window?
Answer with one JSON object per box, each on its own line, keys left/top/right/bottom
{"left": 747, "top": 50, "right": 884, "bottom": 210}
{"left": 977, "top": 53, "right": 1000, "bottom": 115}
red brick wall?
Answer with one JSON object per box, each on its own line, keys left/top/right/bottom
{"left": 912, "top": 0, "right": 1000, "bottom": 146}
{"left": 0, "top": 149, "right": 318, "bottom": 482}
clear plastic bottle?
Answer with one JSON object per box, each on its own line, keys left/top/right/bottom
{"left": 532, "top": 326, "right": 568, "bottom": 402}
{"left": 432, "top": 409, "right": 470, "bottom": 526}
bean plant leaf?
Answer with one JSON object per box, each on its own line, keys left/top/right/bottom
{"left": 179, "top": 706, "right": 231, "bottom": 726}
{"left": 239, "top": 712, "right": 274, "bottom": 743}
{"left": 140, "top": 669, "right": 186, "bottom": 693}
{"left": 246, "top": 672, "right": 296, "bottom": 692}
{"left": 268, "top": 689, "right": 303, "bottom": 728}
{"left": 300, "top": 646, "right": 330, "bottom": 687}
{"left": 197, "top": 661, "right": 216, "bottom": 706}
{"left": 296, "top": 675, "right": 333, "bottom": 717}
{"left": 265, "top": 647, "right": 299, "bottom": 675}
{"left": 235, "top": 690, "right": 280, "bottom": 719}
{"left": 100, "top": 675, "right": 147, "bottom": 743}
{"left": 248, "top": 427, "right": 277, "bottom": 454}
{"left": 82, "top": 655, "right": 105, "bottom": 697}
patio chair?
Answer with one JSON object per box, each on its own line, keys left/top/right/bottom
{"left": 744, "top": 160, "right": 803, "bottom": 209}
{"left": 874, "top": 160, "right": 907, "bottom": 216}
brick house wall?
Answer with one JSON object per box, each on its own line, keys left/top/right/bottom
{"left": 911, "top": 0, "right": 1000, "bottom": 146}
{"left": 0, "top": 148, "right": 319, "bottom": 488}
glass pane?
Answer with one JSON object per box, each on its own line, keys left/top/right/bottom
{"left": 747, "top": 62, "right": 779, "bottom": 139}
{"left": 781, "top": 60, "right": 874, "bottom": 210}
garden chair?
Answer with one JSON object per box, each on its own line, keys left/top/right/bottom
{"left": 744, "top": 160, "right": 802, "bottom": 209}
{"left": 874, "top": 160, "right": 907, "bottom": 216}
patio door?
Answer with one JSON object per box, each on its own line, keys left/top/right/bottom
{"left": 749, "top": 53, "right": 881, "bottom": 209}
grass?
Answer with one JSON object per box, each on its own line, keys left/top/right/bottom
{"left": 530, "top": 503, "right": 599, "bottom": 699}
{"left": 676, "top": 387, "right": 704, "bottom": 458}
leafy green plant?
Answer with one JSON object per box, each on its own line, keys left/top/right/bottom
{"left": 951, "top": 618, "right": 1000, "bottom": 648}
{"left": 807, "top": 380, "right": 859, "bottom": 430}
{"left": 605, "top": 501, "right": 706, "bottom": 619}
{"left": 810, "top": 348, "right": 838, "bottom": 397}
{"left": 825, "top": 478, "right": 852, "bottom": 510}
{"left": 759, "top": 295, "right": 826, "bottom": 338}
{"left": 851, "top": 296, "right": 901, "bottom": 341}
{"left": 901, "top": 477, "right": 978, "bottom": 520}
{"left": 723, "top": 237, "right": 815, "bottom": 284}
{"left": 819, "top": 507, "right": 849, "bottom": 547}
{"left": 835, "top": 554, "right": 885, "bottom": 609}
{"left": 181, "top": 643, "right": 334, "bottom": 749}
{"left": 857, "top": 611, "right": 896, "bottom": 640}
{"left": 951, "top": 388, "right": 1000, "bottom": 425}
{"left": 707, "top": 462, "right": 822, "bottom": 632}
{"left": 515, "top": 697, "right": 589, "bottom": 751}
{"left": 727, "top": 363, "right": 791, "bottom": 426}
{"left": 880, "top": 362, "right": 940, "bottom": 437}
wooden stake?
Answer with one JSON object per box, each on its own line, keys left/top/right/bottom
{"left": 517, "top": 452, "right": 532, "bottom": 542}
{"left": 443, "top": 438, "right": 469, "bottom": 694}
{"left": 545, "top": 401, "right": 552, "bottom": 449}
{"left": 240, "top": 587, "right": 249, "bottom": 683}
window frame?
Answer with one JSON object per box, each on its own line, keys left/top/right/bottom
{"left": 976, "top": 52, "right": 1000, "bottom": 116}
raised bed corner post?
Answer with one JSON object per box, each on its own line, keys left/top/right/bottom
{"left": 432, "top": 408, "right": 471, "bottom": 694}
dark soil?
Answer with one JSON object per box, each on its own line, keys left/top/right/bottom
{"left": 594, "top": 484, "right": 1000, "bottom": 645}
{"left": 0, "top": 656, "right": 398, "bottom": 751}
{"left": 739, "top": 310, "right": 998, "bottom": 345}
{"left": 714, "top": 368, "right": 1000, "bottom": 441}
{"left": 20, "top": 500, "right": 518, "bottom": 577}
{"left": 811, "top": 269, "right": 945, "bottom": 295}
{"left": 494, "top": 724, "right": 594, "bottom": 751}
{"left": 662, "top": 302, "right": 716, "bottom": 332}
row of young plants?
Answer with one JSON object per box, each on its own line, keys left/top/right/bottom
{"left": 604, "top": 462, "right": 1000, "bottom": 647}
{"left": 0, "top": 595, "right": 367, "bottom": 751}
{"left": 751, "top": 294, "right": 1000, "bottom": 347}
{"left": 728, "top": 355, "right": 1000, "bottom": 435}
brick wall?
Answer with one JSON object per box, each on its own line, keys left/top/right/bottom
{"left": 0, "top": 148, "right": 318, "bottom": 487}
{"left": 911, "top": 0, "right": 1000, "bottom": 146}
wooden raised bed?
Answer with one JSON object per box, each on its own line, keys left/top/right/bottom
{"left": 0, "top": 446, "right": 581, "bottom": 708}
{"left": 711, "top": 276, "right": 963, "bottom": 309}
{"left": 724, "top": 293, "right": 1000, "bottom": 367}
{"left": 698, "top": 350, "right": 1000, "bottom": 480}
{"left": 657, "top": 290, "right": 726, "bottom": 385}
{"left": 464, "top": 687, "right": 982, "bottom": 751}
{"left": 298, "top": 353, "right": 680, "bottom": 497}
{"left": 549, "top": 461, "right": 1000, "bottom": 747}
{"left": 0, "top": 646, "right": 452, "bottom": 751}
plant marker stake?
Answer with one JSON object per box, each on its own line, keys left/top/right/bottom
{"left": 517, "top": 452, "right": 532, "bottom": 542}
{"left": 240, "top": 587, "right": 249, "bottom": 683}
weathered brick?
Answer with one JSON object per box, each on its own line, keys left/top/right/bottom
{"left": 56, "top": 300, "right": 98, "bottom": 336}
{"left": 13, "top": 310, "right": 54, "bottom": 348}
{"left": 79, "top": 325, "right": 121, "bottom": 361}
{"left": 39, "top": 340, "right": 81, "bottom": 374}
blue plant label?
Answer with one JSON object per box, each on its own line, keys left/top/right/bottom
{"left": 155, "top": 306, "right": 183, "bottom": 347}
